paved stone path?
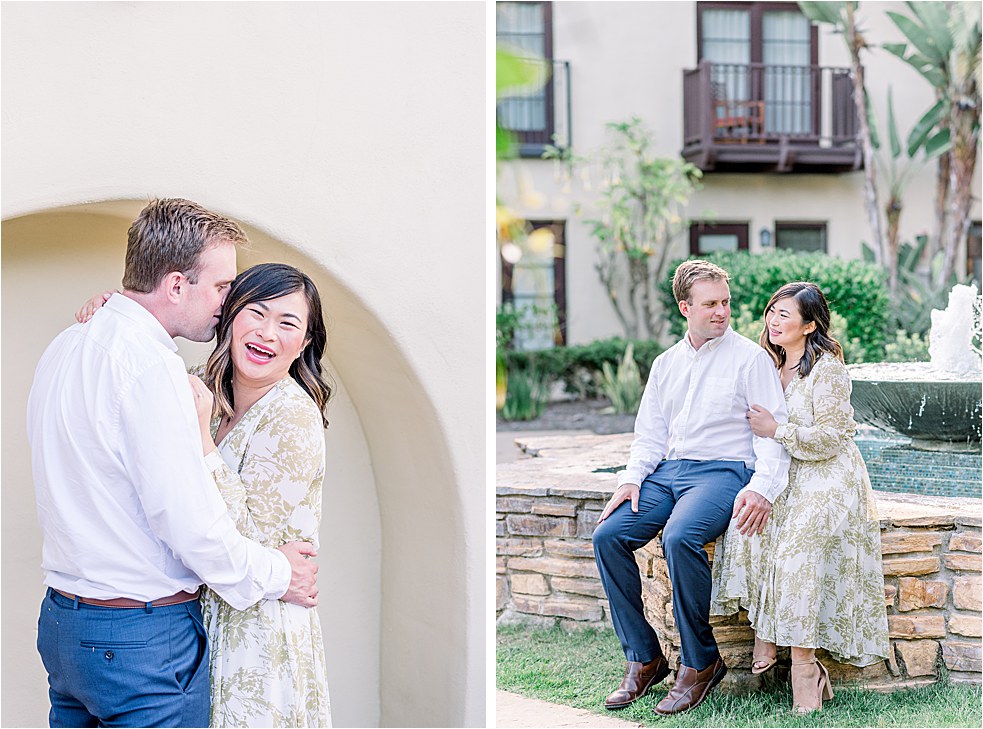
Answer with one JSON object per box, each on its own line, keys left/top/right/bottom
{"left": 497, "top": 429, "right": 592, "bottom": 464}
{"left": 496, "top": 690, "right": 643, "bottom": 728}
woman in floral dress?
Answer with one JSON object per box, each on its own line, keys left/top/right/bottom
{"left": 190, "top": 263, "right": 333, "bottom": 727}
{"left": 710, "top": 282, "right": 890, "bottom": 713}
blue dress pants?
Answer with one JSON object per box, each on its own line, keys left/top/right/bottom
{"left": 593, "top": 460, "right": 752, "bottom": 670}
{"left": 37, "top": 587, "right": 210, "bottom": 728}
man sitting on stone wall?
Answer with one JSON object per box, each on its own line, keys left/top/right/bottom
{"left": 592, "top": 259, "right": 791, "bottom": 716}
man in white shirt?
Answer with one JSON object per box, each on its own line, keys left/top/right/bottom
{"left": 29, "top": 199, "right": 319, "bottom": 728}
{"left": 593, "top": 259, "right": 790, "bottom": 716}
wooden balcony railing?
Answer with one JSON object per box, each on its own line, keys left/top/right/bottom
{"left": 682, "top": 60, "right": 862, "bottom": 173}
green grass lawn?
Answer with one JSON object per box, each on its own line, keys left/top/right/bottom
{"left": 497, "top": 624, "right": 983, "bottom": 728}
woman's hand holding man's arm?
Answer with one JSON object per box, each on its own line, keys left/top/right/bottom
{"left": 747, "top": 404, "right": 779, "bottom": 438}
{"left": 187, "top": 375, "right": 217, "bottom": 456}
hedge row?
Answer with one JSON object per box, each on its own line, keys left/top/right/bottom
{"left": 505, "top": 337, "right": 663, "bottom": 398}
{"left": 657, "top": 250, "right": 891, "bottom": 360}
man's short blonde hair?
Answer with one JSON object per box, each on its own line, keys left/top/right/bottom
{"left": 671, "top": 259, "right": 730, "bottom": 303}
{"left": 123, "top": 198, "right": 248, "bottom": 293}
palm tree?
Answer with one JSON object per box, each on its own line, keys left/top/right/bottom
{"left": 800, "top": 2, "right": 887, "bottom": 267}
{"left": 872, "top": 87, "right": 948, "bottom": 292}
{"left": 884, "top": 1, "right": 981, "bottom": 288}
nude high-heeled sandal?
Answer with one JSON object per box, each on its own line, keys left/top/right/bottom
{"left": 751, "top": 636, "right": 777, "bottom": 675}
{"left": 791, "top": 658, "right": 833, "bottom": 713}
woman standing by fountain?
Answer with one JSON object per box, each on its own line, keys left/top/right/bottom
{"left": 710, "top": 282, "right": 890, "bottom": 713}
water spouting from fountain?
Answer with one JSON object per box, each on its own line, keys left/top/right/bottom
{"left": 929, "top": 284, "right": 982, "bottom": 377}
{"left": 850, "top": 284, "right": 983, "bottom": 383}
{"left": 848, "top": 284, "right": 982, "bottom": 452}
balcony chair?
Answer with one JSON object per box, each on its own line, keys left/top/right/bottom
{"left": 711, "top": 81, "right": 765, "bottom": 144}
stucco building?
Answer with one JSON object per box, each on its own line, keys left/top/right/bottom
{"left": 497, "top": 0, "right": 982, "bottom": 349}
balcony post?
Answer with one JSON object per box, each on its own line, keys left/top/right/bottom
{"left": 699, "top": 59, "right": 713, "bottom": 168}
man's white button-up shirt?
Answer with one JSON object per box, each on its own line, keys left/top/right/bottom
{"left": 28, "top": 293, "right": 290, "bottom": 610}
{"left": 618, "top": 327, "right": 791, "bottom": 502}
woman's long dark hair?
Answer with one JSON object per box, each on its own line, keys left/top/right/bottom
{"left": 759, "top": 281, "right": 844, "bottom": 378}
{"left": 204, "top": 263, "right": 332, "bottom": 427}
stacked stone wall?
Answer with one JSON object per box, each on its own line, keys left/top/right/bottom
{"left": 496, "top": 433, "right": 982, "bottom": 692}
{"left": 879, "top": 516, "right": 982, "bottom": 685}
{"left": 496, "top": 489, "right": 611, "bottom": 627}
{"left": 634, "top": 513, "right": 981, "bottom": 691}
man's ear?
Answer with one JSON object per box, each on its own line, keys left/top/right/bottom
{"left": 161, "top": 272, "right": 185, "bottom": 304}
{"left": 678, "top": 300, "right": 690, "bottom": 319}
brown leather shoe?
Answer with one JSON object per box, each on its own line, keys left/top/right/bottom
{"left": 604, "top": 654, "right": 670, "bottom": 709}
{"left": 654, "top": 657, "right": 726, "bottom": 715}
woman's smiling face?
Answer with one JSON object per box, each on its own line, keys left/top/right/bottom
{"left": 766, "top": 296, "right": 815, "bottom": 350}
{"left": 230, "top": 290, "right": 310, "bottom": 386}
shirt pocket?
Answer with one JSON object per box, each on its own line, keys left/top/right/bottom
{"left": 701, "top": 375, "right": 736, "bottom": 414}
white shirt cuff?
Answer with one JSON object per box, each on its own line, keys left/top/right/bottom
{"left": 740, "top": 481, "right": 777, "bottom": 504}
{"left": 264, "top": 549, "right": 292, "bottom": 600}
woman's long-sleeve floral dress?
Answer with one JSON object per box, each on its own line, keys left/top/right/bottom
{"left": 199, "top": 375, "right": 331, "bottom": 727}
{"left": 711, "top": 353, "right": 890, "bottom": 666}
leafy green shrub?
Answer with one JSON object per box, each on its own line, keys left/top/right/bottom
{"left": 882, "top": 329, "right": 930, "bottom": 362}
{"left": 505, "top": 337, "right": 663, "bottom": 399}
{"left": 597, "top": 343, "right": 644, "bottom": 414}
{"left": 830, "top": 311, "right": 868, "bottom": 364}
{"left": 495, "top": 349, "right": 508, "bottom": 412}
{"left": 496, "top": 303, "right": 522, "bottom": 350}
{"left": 497, "top": 302, "right": 557, "bottom": 351}
{"left": 731, "top": 304, "right": 764, "bottom": 344}
{"left": 658, "top": 250, "right": 891, "bottom": 360}
{"left": 501, "top": 367, "right": 552, "bottom": 422}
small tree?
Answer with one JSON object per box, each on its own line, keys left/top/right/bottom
{"left": 550, "top": 117, "right": 702, "bottom": 341}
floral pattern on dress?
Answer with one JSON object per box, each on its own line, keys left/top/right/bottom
{"left": 196, "top": 374, "right": 331, "bottom": 727}
{"left": 710, "top": 353, "right": 891, "bottom": 666}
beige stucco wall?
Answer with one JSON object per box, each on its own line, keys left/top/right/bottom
{"left": 499, "top": 1, "right": 982, "bottom": 345}
{"left": 2, "top": 2, "right": 485, "bottom": 727}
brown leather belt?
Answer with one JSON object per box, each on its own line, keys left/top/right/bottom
{"left": 54, "top": 588, "right": 200, "bottom": 609}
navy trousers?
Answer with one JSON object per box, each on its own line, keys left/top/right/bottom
{"left": 593, "top": 460, "right": 752, "bottom": 670}
{"left": 37, "top": 587, "right": 210, "bottom": 728}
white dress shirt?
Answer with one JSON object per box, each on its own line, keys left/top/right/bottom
{"left": 619, "top": 327, "right": 791, "bottom": 502}
{"left": 28, "top": 293, "right": 290, "bottom": 610}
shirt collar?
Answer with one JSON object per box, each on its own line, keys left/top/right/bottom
{"left": 707, "top": 326, "right": 734, "bottom": 351}
{"left": 103, "top": 293, "right": 179, "bottom": 353}
{"left": 683, "top": 326, "right": 733, "bottom": 354}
